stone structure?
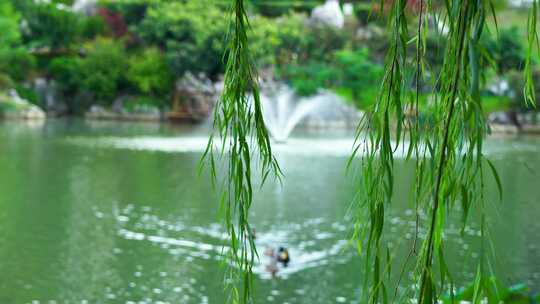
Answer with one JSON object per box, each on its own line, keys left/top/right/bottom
{"left": 0, "top": 90, "right": 46, "bottom": 120}
{"left": 168, "top": 73, "right": 216, "bottom": 122}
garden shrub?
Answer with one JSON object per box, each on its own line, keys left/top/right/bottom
{"left": 21, "top": 2, "right": 83, "bottom": 49}
{"left": 0, "top": 74, "right": 14, "bottom": 91}
{"left": 127, "top": 47, "right": 173, "bottom": 104}
{"left": 123, "top": 96, "right": 163, "bottom": 113}
{"left": 0, "top": 48, "right": 36, "bottom": 82}
{"left": 281, "top": 62, "right": 335, "bottom": 96}
{"left": 79, "top": 38, "right": 128, "bottom": 105}
{"left": 280, "top": 48, "right": 383, "bottom": 109}
{"left": 0, "top": 2, "right": 36, "bottom": 82}
{"left": 482, "top": 26, "right": 526, "bottom": 73}
{"left": 249, "top": 0, "right": 318, "bottom": 17}
{"left": 333, "top": 48, "right": 383, "bottom": 105}
{"left": 136, "top": 1, "right": 228, "bottom": 79}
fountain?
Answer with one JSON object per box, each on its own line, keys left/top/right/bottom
{"left": 259, "top": 83, "right": 361, "bottom": 143}
{"left": 259, "top": 84, "right": 326, "bottom": 143}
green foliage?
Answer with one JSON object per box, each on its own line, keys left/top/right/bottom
{"left": 282, "top": 61, "right": 334, "bottom": 96}
{"left": 249, "top": 15, "right": 282, "bottom": 67}
{"left": 136, "top": 1, "right": 228, "bottom": 78}
{"left": 14, "top": 84, "right": 39, "bottom": 105}
{"left": 49, "top": 56, "right": 81, "bottom": 96}
{"left": 281, "top": 48, "right": 383, "bottom": 108}
{"left": 249, "top": 0, "right": 319, "bottom": 16}
{"left": 49, "top": 59, "right": 96, "bottom": 114}
{"left": 345, "top": 0, "right": 519, "bottom": 302}
{"left": 99, "top": 0, "right": 155, "bottom": 26}
{"left": 304, "top": 25, "right": 350, "bottom": 62}
{"left": 21, "top": 3, "right": 82, "bottom": 49}
{"left": 80, "top": 16, "right": 107, "bottom": 40}
{"left": 483, "top": 27, "right": 526, "bottom": 73}
{"left": 250, "top": 12, "right": 351, "bottom": 70}
{"left": 127, "top": 48, "right": 172, "bottom": 101}
{"left": 203, "top": 1, "right": 281, "bottom": 302}
{"left": 523, "top": 1, "right": 539, "bottom": 108}
{"left": 481, "top": 95, "right": 512, "bottom": 113}
{"left": 270, "top": 13, "right": 309, "bottom": 65}
{"left": 507, "top": 68, "right": 540, "bottom": 108}
{"left": 423, "top": 32, "right": 446, "bottom": 72}
{"left": 442, "top": 277, "right": 539, "bottom": 304}
{"left": 49, "top": 56, "right": 87, "bottom": 113}
{"left": 49, "top": 38, "right": 129, "bottom": 111}
{"left": 333, "top": 49, "right": 384, "bottom": 106}
{"left": 79, "top": 38, "right": 127, "bottom": 104}
{"left": 354, "top": 2, "right": 375, "bottom": 25}
{"left": 0, "top": 2, "right": 22, "bottom": 47}
{"left": 0, "top": 74, "right": 14, "bottom": 91}
{"left": 250, "top": 12, "right": 316, "bottom": 68}
{"left": 0, "top": 48, "right": 36, "bottom": 82}
{"left": 123, "top": 96, "right": 162, "bottom": 112}
{"left": 0, "top": 2, "right": 36, "bottom": 82}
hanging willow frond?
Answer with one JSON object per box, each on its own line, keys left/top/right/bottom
{"left": 525, "top": 0, "right": 539, "bottom": 108}
{"left": 351, "top": 0, "right": 538, "bottom": 303}
{"left": 205, "top": 0, "right": 538, "bottom": 303}
{"left": 202, "top": 0, "right": 281, "bottom": 302}
{"left": 349, "top": 0, "right": 410, "bottom": 301}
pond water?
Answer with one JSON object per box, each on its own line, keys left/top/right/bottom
{"left": 0, "top": 119, "right": 538, "bottom": 303}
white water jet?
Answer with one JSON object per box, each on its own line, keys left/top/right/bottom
{"left": 260, "top": 85, "right": 326, "bottom": 143}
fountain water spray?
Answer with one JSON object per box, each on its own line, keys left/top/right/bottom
{"left": 259, "top": 84, "right": 326, "bottom": 143}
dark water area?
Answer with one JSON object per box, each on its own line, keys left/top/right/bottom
{"left": 0, "top": 119, "right": 538, "bottom": 303}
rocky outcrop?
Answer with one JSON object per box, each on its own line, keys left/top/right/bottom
{"left": 299, "top": 90, "right": 363, "bottom": 129}
{"left": 168, "top": 72, "right": 217, "bottom": 122}
{"left": 0, "top": 90, "right": 46, "bottom": 120}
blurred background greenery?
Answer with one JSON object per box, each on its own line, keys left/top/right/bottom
{"left": 0, "top": 0, "right": 536, "bottom": 117}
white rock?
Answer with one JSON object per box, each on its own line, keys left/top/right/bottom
{"left": 23, "top": 106, "right": 46, "bottom": 120}
{"left": 72, "top": 0, "right": 97, "bottom": 15}
{"left": 310, "top": 0, "right": 345, "bottom": 28}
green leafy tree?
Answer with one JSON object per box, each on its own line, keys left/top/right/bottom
{"left": 0, "top": 2, "right": 35, "bottom": 82}
{"left": 80, "top": 16, "right": 107, "bottom": 40}
{"left": 136, "top": 1, "right": 228, "bottom": 79}
{"left": 0, "top": 2, "right": 21, "bottom": 47}
{"left": 280, "top": 48, "right": 383, "bottom": 107}
{"left": 127, "top": 48, "right": 173, "bottom": 105}
{"left": 333, "top": 48, "right": 383, "bottom": 106}
{"left": 49, "top": 57, "right": 80, "bottom": 95}
{"left": 21, "top": 2, "right": 83, "bottom": 49}
{"left": 250, "top": 12, "right": 308, "bottom": 67}
{"left": 483, "top": 26, "right": 526, "bottom": 73}
{"left": 0, "top": 48, "right": 35, "bottom": 82}
{"left": 281, "top": 62, "right": 334, "bottom": 96}
{"left": 79, "top": 38, "right": 128, "bottom": 105}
